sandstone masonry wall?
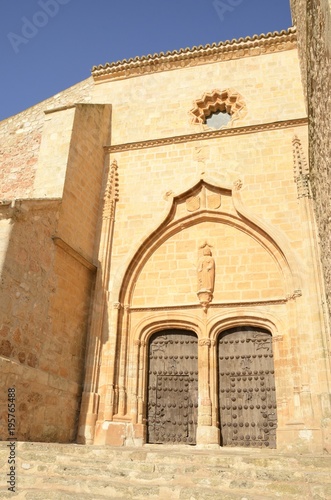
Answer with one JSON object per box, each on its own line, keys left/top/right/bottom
{"left": 0, "top": 103, "right": 111, "bottom": 442}
{"left": 0, "top": 77, "right": 93, "bottom": 200}
{"left": 291, "top": 0, "right": 331, "bottom": 322}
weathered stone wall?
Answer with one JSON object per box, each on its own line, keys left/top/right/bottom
{"left": 0, "top": 78, "right": 93, "bottom": 200}
{"left": 291, "top": 0, "right": 331, "bottom": 321}
{"left": 55, "top": 104, "right": 112, "bottom": 259}
{"left": 0, "top": 200, "right": 95, "bottom": 442}
{"left": 0, "top": 103, "right": 111, "bottom": 442}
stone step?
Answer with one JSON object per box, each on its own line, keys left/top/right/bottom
{"left": 0, "top": 442, "right": 330, "bottom": 499}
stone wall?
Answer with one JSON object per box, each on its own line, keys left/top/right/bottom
{"left": 0, "top": 77, "right": 93, "bottom": 200}
{"left": 0, "top": 103, "right": 112, "bottom": 442}
{"left": 291, "top": 0, "right": 331, "bottom": 322}
{"left": 132, "top": 212, "right": 285, "bottom": 309}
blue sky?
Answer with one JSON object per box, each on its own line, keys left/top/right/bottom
{"left": 1, "top": 0, "right": 292, "bottom": 121}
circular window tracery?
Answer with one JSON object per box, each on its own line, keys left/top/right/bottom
{"left": 189, "top": 88, "right": 247, "bottom": 130}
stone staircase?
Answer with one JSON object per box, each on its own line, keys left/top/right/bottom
{"left": 0, "top": 442, "right": 331, "bottom": 499}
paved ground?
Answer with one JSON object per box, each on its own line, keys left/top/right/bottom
{"left": 0, "top": 442, "right": 330, "bottom": 499}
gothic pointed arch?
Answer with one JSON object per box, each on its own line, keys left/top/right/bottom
{"left": 118, "top": 178, "right": 301, "bottom": 307}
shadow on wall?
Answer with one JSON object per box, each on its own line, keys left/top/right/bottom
{"left": 0, "top": 199, "right": 98, "bottom": 443}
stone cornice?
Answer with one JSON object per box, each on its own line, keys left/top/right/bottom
{"left": 92, "top": 28, "right": 297, "bottom": 82}
{"left": 0, "top": 198, "right": 61, "bottom": 221}
{"left": 105, "top": 117, "right": 308, "bottom": 153}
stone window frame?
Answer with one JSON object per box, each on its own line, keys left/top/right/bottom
{"left": 189, "top": 88, "right": 247, "bottom": 130}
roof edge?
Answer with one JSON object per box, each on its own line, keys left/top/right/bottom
{"left": 92, "top": 27, "right": 297, "bottom": 82}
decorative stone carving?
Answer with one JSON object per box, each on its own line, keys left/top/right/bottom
{"left": 194, "top": 145, "right": 208, "bottom": 163}
{"left": 207, "top": 193, "right": 221, "bottom": 209}
{"left": 106, "top": 118, "right": 308, "bottom": 154}
{"left": 198, "top": 338, "right": 211, "bottom": 347}
{"left": 103, "top": 159, "right": 119, "bottom": 220}
{"left": 286, "top": 289, "right": 302, "bottom": 301}
{"left": 184, "top": 185, "right": 222, "bottom": 213}
{"left": 233, "top": 178, "right": 243, "bottom": 191}
{"left": 163, "top": 190, "right": 174, "bottom": 201}
{"left": 197, "top": 242, "right": 215, "bottom": 310}
{"left": 190, "top": 88, "right": 247, "bottom": 128}
{"left": 292, "top": 135, "right": 311, "bottom": 198}
{"left": 186, "top": 196, "right": 200, "bottom": 212}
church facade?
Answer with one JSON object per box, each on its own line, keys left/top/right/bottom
{"left": 0, "top": 28, "right": 330, "bottom": 453}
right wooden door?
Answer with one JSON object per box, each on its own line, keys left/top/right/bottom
{"left": 218, "top": 326, "right": 277, "bottom": 448}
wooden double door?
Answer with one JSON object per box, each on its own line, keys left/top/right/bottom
{"left": 147, "top": 326, "right": 277, "bottom": 448}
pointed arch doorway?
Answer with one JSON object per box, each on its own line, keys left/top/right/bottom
{"left": 147, "top": 329, "right": 198, "bottom": 445}
{"left": 218, "top": 326, "right": 277, "bottom": 448}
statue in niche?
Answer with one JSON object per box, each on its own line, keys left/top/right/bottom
{"left": 197, "top": 244, "right": 215, "bottom": 293}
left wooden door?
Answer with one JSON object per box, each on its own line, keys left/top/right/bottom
{"left": 147, "top": 330, "right": 198, "bottom": 444}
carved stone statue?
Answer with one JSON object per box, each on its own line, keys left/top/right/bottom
{"left": 197, "top": 245, "right": 215, "bottom": 311}
{"left": 197, "top": 245, "right": 215, "bottom": 293}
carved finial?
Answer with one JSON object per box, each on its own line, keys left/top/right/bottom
{"left": 292, "top": 136, "right": 311, "bottom": 198}
{"left": 233, "top": 179, "right": 243, "bottom": 191}
{"left": 163, "top": 190, "right": 174, "bottom": 201}
{"left": 103, "top": 159, "right": 119, "bottom": 219}
{"left": 286, "top": 289, "right": 302, "bottom": 301}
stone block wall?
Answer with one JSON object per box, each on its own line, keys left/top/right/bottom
{"left": 92, "top": 49, "right": 305, "bottom": 145}
{"left": 291, "top": 0, "right": 331, "bottom": 322}
{"left": 55, "top": 104, "right": 112, "bottom": 259}
{"left": 0, "top": 102, "right": 112, "bottom": 442}
{"left": 132, "top": 219, "right": 285, "bottom": 308}
{"left": 0, "top": 78, "right": 93, "bottom": 200}
{"left": 0, "top": 199, "right": 94, "bottom": 441}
